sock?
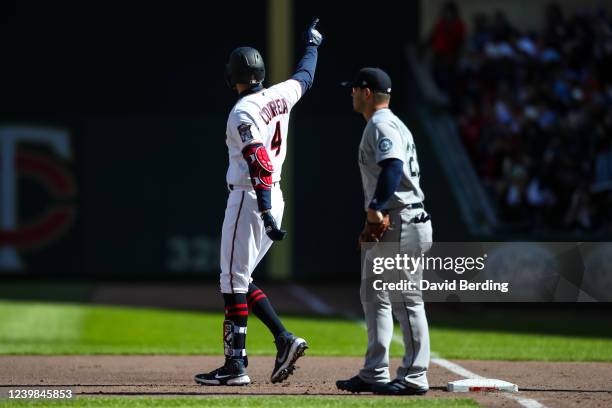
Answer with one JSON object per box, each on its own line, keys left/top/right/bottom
{"left": 247, "top": 283, "right": 287, "bottom": 338}
{"left": 223, "top": 293, "right": 248, "bottom": 361}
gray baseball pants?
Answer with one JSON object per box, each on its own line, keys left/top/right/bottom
{"left": 359, "top": 206, "right": 433, "bottom": 390}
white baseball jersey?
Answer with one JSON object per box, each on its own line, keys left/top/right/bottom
{"left": 226, "top": 80, "right": 303, "bottom": 186}
{"left": 358, "top": 108, "right": 425, "bottom": 211}
{"left": 219, "top": 79, "right": 302, "bottom": 294}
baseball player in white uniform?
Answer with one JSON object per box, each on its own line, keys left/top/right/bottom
{"left": 336, "top": 67, "right": 433, "bottom": 395}
{"left": 194, "top": 19, "right": 323, "bottom": 387}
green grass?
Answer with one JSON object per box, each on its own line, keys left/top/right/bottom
{"left": 0, "top": 396, "right": 478, "bottom": 408}
{"left": 1, "top": 301, "right": 611, "bottom": 361}
{"left": 0, "top": 301, "right": 395, "bottom": 356}
{"left": 430, "top": 327, "right": 612, "bottom": 361}
{"left": 429, "top": 310, "right": 612, "bottom": 361}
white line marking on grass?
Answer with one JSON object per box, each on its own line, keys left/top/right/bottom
{"left": 290, "top": 284, "right": 548, "bottom": 408}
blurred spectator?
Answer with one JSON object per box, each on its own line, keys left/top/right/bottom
{"left": 431, "top": 3, "right": 612, "bottom": 234}
{"left": 594, "top": 136, "right": 612, "bottom": 188}
{"left": 426, "top": 1, "right": 466, "bottom": 92}
{"left": 470, "top": 13, "right": 491, "bottom": 53}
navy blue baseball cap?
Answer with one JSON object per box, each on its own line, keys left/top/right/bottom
{"left": 341, "top": 67, "right": 392, "bottom": 94}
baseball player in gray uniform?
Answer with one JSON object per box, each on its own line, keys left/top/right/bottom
{"left": 336, "top": 67, "right": 433, "bottom": 395}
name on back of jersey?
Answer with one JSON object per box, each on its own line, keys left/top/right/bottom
{"left": 260, "top": 98, "right": 288, "bottom": 125}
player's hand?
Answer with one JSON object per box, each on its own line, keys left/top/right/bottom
{"left": 367, "top": 208, "right": 384, "bottom": 224}
{"left": 261, "top": 211, "right": 287, "bottom": 241}
{"left": 305, "top": 17, "right": 323, "bottom": 47}
{"left": 358, "top": 214, "right": 391, "bottom": 247}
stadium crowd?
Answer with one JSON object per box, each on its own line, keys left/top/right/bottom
{"left": 428, "top": 2, "right": 612, "bottom": 233}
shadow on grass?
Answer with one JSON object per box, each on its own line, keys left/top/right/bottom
{"left": 0, "top": 282, "right": 94, "bottom": 303}
{"left": 427, "top": 304, "right": 612, "bottom": 339}
{"left": 2, "top": 281, "right": 612, "bottom": 339}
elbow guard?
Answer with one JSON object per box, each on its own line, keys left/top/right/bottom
{"left": 242, "top": 143, "right": 274, "bottom": 190}
{"left": 242, "top": 143, "right": 274, "bottom": 211}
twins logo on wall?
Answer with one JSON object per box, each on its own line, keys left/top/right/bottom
{"left": 0, "top": 126, "right": 77, "bottom": 272}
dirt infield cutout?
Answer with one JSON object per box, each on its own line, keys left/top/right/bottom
{"left": 1, "top": 356, "right": 611, "bottom": 407}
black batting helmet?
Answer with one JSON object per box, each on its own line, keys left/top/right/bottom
{"left": 225, "top": 47, "right": 265, "bottom": 89}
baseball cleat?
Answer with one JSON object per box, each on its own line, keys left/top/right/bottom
{"left": 371, "top": 379, "right": 428, "bottom": 395}
{"left": 336, "top": 375, "right": 375, "bottom": 393}
{"left": 270, "top": 332, "right": 308, "bottom": 383}
{"left": 194, "top": 358, "right": 250, "bottom": 386}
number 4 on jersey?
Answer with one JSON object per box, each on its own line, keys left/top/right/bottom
{"left": 271, "top": 122, "right": 282, "bottom": 156}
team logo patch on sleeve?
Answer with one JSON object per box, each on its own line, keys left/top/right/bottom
{"left": 378, "top": 138, "right": 393, "bottom": 153}
{"left": 238, "top": 123, "right": 254, "bottom": 143}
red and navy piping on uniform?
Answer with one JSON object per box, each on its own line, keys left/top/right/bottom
{"left": 246, "top": 283, "right": 287, "bottom": 338}
{"left": 225, "top": 302, "right": 249, "bottom": 317}
{"left": 247, "top": 288, "right": 267, "bottom": 308}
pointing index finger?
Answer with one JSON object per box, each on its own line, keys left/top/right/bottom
{"left": 310, "top": 17, "right": 319, "bottom": 30}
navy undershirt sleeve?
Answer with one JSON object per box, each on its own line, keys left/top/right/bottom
{"left": 369, "top": 158, "right": 403, "bottom": 211}
{"left": 255, "top": 190, "right": 272, "bottom": 212}
{"left": 291, "top": 46, "right": 318, "bottom": 94}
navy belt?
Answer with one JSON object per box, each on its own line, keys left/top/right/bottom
{"left": 383, "top": 202, "right": 424, "bottom": 213}
{"left": 406, "top": 202, "right": 424, "bottom": 209}
{"left": 228, "top": 182, "right": 278, "bottom": 191}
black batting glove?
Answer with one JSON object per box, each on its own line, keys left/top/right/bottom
{"left": 305, "top": 18, "right": 323, "bottom": 47}
{"left": 261, "top": 211, "right": 287, "bottom": 241}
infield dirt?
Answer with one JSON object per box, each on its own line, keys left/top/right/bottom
{"left": 1, "top": 356, "right": 611, "bottom": 408}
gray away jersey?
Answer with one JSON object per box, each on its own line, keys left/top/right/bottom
{"left": 358, "top": 108, "right": 425, "bottom": 211}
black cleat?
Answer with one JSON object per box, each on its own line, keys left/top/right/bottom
{"left": 372, "top": 379, "right": 428, "bottom": 395}
{"left": 270, "top": 332, "right": 308, "bottom": 383}
{"left": 194, "top": 358, "right": 250, "bottom": 386}
{"left": 336, "top": 375, "right": 375, "bottom": 393}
